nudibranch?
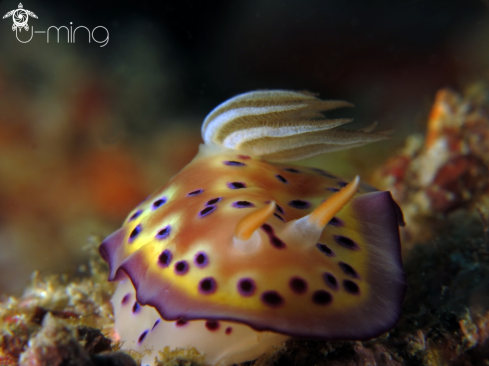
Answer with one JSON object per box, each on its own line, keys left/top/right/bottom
{"left": 99, "top": 90, "right": 406, "bottom": 366}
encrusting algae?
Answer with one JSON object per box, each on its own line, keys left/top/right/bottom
{"left": 0, "top": 87, "right": 489, "bottom": 365}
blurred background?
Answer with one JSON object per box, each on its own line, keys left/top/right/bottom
{"left": 0, "top": 0, "right": 488, "bottom": 295}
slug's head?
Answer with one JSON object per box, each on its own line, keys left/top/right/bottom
{"left": 100, "top": 168, "right": 404, "bottom": 340}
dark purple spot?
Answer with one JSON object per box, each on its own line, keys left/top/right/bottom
{"left": 199, "top": 206, "right": 216, "bottom": 217}
{"left": 224, "top": 160, "right": 246, "bottom": 166}
{"left": 261, "top": 224, "right": 286, "bottom": 249}
{"left": 175, "top": 260, "right": 189, "bottom": 275}
{"left": 152, "top": 319, "right": 160, "bottom": 330}
{"left": 128, "top": 210, "right": 142, "bottom": 221}
{"left": 261, "top": 291, "right": 284, "bottom": 307}
{"left": 152, "top": 198, "right": 167, "bottom": 209}
{"left": 310, "top": 168, "right": 337, "bottom": 179}
{"left": 238, "top": 278, "right": 256, "bottom": 296}
{"left": 275, "top": 174, "right": 288, "bottom": 183}
{"left": 276, "top": 205, "right": 285, "bottom": 214}
{"left": 288, "top": 200, "right": 310, "bottom": 209}
{"left": 206, "top": 197, "right": 221, "bottom": 205}
{"left": 206, "top": 320, "right": 220, "bottom": 331}
{"left": 338, "top": 181, "right": 348, "bottom": 187}
{"left": 128, "top": 224, "right": 142, "bottom": 243}
{"left": 225, "top": 327, "right": 233, "bottom": 335}
{"left": 284, "top": 168, "right": 300, "bottom": 173}
{"left": 138, "top": 330, "right": 148, "bottom": 343}
{"left": 194, "top": 252, "right": 209, "bottom": 268}
{"left": 187, "top": 189, "right": 203, "bottom": 196}
{"left": 237, "top": 155, "right": 251, "bottom": 160}
{"left": 158, "top": 249, "right": 172, "bottom": 267}
{"left": 176, "top": 319, "right": 188, "bottom": 327}
{"left": 271, "top": 236, "right": 286, "bottom": 249}
{"left": 327, "top": 187, "right": 340, "bottom": 192}
{"left": 339, "top": 262, "right": 359, "bottom": 278}
{"left": 344, "top": 280, "right": 360, "bottom": 294}
{"left": 328, "top": 217, "right": 343, "bottom": 227}
{"left": 274, "top": 213, "right": 285, "bottom": 222}
{"left": 121, "top": 293, "right": 131, "bottom": 305}
{"left": 289, "top": 277, "right": 308, "bottom": 294}
{"left": 132, "top": 302, "right": 141, "bottom": 313}
{"left": 316, "top": 243, "right": 335, "bottom": 257}
{"left": 323, "top": 273, "right": 338, "bottom": 290}
{"left": 334, "top": 235, "right": 359, "bottom": 250}
{"left": 232, "top": 201, "right": 255, "bottom": 208}
{"left": 156, "top": 225, "right": 171, "bottom": 240}
{"left": 199, "top": 277, "right": 217, "bottom": 294}
{"left": 312, "top": 290, "right": 333, "bottom": 305}
{"left": 227, "top": 182, "right": 246, "bottom": 189}
{"left": 261, "top": 223, "right": 273, "bottom": 234}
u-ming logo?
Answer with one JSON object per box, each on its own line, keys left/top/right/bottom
{"left": 2, "top": 2, "right": 109, "bottom": 47}
{"left": 3, "top": 3, "right": 37, "bottom": 31}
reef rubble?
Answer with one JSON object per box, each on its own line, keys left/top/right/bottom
{"left": 1, "top": 87, "right": 489, "bottom": 366}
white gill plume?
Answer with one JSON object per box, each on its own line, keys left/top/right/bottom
{"left": 201, "top": 90, "right": 392, "bottom": 162}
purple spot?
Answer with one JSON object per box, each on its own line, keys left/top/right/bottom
{"left": 328, "top": 217, "right": 343, "bottom": 227}
{"left": 334, "top": 235, "right": 359, "bottom": 250}
{"left": 327, "top": 187, "right": 340, "bottom": 192}
{"left": 156, "top": 225, "right": 171, "bottom": 240}
{"left": 224, "top": 160, "right": 246, "bottom": 166}
{"left": 237, "top": 155, "right": 251, "bottom": 160}
{"left": 339, "top": 262, "right": 359, "bottom": 278}
{"left": 225, "top": 327, "right": 233, "bottom": 335}
{"left": 187, "top": 189, "right": 203, "bottom": 196}
{"left": 132, "top": 302, "right": 141, "bottom": 313}
{"left": 271, "top": 237, "right": 286, "bottom": 249}
{"left": 284, "top": 168, "right": 300, "bottom": 173}
{"left": 261, "top": 291, "right": 284, "bottom": 307}
{"left": 275, "top": 174, "right": 288, "bottom": 183}
{"left": 338, "top": 181, "right": 348, "bottom": 187}
{"left": 176, "top": 319, "right": 188, "bottom": 327}
{"left": 206, "top": 320, "right": 220, "bottom": 331}
{"left": 312, "top": 290, "right": 333, "bottom": 305}
{"left": 344, "top": 280, "right": 360, "bottom": 294}
{"left": 206, "top": 197, "right": 221, "bottom": 205}
{"left": 199, "top": 206, "right": 216, "bottom": 217}
{"left": 274, "top": 213, "right": 285, "bottom": 222}
{"left": 175, "top": 260, "right": 189, "bottom": 275}
{"left": 276, "top": 205, "right": 285, "bottom": 214}
{"left": 194, "top": 252, "right": 209, "bottom": 268}
{"left": 128, "top": 224, "right": 142, "bottom": 243}
{"left": 158, "top": 249, "right": 172, "bottom": 267}
{"left": 238, "top": 278, "right": 256, "bottom": 296}
{"left": 138, "top": 330, "right": 148, "bottom": 343}
{"left": 316, "top": 243, "right": 335, "bottom": 257}
{"left": 288, "top": 200, "right": 311, "bottom": 209}
{"left": 152, "top": 197, "right": 167, "bottom": 209}
{"left": 128, "top": 210, "right": 142, "bottom": 221}
{"left": 289, "top": 277, "right": 308, "bottom": 294}
{"left": 152, "top": 319, "right": 160, "bottom": 330}
{"left": 261, "top": 224, "right": 286, "bottom": 249}
{"left": 121, "top": 293, "right": 131, "bottom": 305}
{"left": 227, "top": 182, "right": 246, "bottom": 189}
{"left": 232, "top": 201, "right": 255, "bottom": 208}
{"left": 310, "top": 168, "right": 337, "bottom": 179}
{"left": 323, "top": 272, "right": 338, "bottom": 290}
{"left": 261, "top": 223, "right": 273, "bottom": 234}
{"left": 199, "top": 277, "right": 217, "bottom": 294}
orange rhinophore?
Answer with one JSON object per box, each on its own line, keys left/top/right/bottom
{"left": 99, "top": 90, "right": 405, "bottom": 366}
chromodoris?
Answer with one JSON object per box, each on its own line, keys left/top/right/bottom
{"left": 99, "top": 90, "right": 406, "bottom": 366}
